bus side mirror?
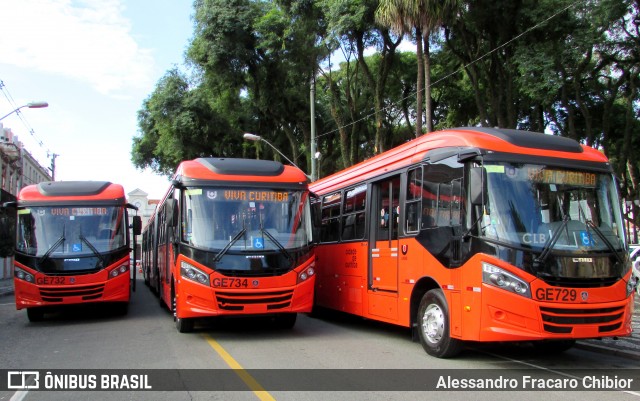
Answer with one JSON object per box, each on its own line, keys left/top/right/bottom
{"left": 132, "top": 216, "right": 142, "bottom": 236}
{"left": 469, "top": 167, "right": 487, "bottom": 206}
{"left": 0, "top": 203, "right": 17, "bottom": 258}
{"left": 165, "top": 199, "right": 179, "bottom": 227}
{"left": 312, "top": 202, "right": 321, "bottom": 228}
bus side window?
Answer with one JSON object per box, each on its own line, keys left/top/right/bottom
{"left": 380, "top": 207, "right": 389, "bottom": 229}
{"left": 406, "top": 167, "right": 422, "bottom": 233}
{"left": 320, "top": 192, "right": 341, "bottom": 242}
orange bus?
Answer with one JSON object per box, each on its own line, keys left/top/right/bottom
{"left": 2, "top": 181, "right": 141, "bottom": 321}
{"left": 310, "top": 127, "right": 636, "bottom": 358}
{"left": 142, "top": 157, "right": 316, "bottom": 332}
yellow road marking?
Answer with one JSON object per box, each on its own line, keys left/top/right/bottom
{"left": 203, "top": 333, "right": 276, "bottom": 401}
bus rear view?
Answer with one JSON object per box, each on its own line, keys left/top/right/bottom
{"left": 10, "top": 181, "right": 137, "bottom": 321}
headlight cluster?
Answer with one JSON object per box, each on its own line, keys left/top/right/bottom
{"left": 482, "top": 262, "right": 531, "bottom": 298}
{"left": 109, "top": 265, "right": 129, "bottom": 279}
{"left": 14, "top": 267, "right": 34, "bottom": 283}
{"left": 627, "top": 274, "right": 639, "bottom": 298}
{"left": 180, "top": 261, "right": 210, "bottom": 285}
{"left": 297, "top": 262, "right": 316, "bottom": 284}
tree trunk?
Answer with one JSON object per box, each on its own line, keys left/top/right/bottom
{"left": 423, "top": 32, "right": 432, "bottom": 134}
{"left": 415, "top": 28, "right": 424, "bottom": 137}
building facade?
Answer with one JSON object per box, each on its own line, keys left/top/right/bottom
{"left": 0, "top": 123, "right": 52, "bottom": 282}
{"left": 127, "top": 188, "right": 159, "bottom": 263}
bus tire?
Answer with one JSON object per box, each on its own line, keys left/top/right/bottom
{"left": 172, "top": 287, "right": 193, "bottom": 333}
{"left": 274, "top": 313, "right": 297, "bottom": 329}
{"left": 417, "top": 289, "right": 463, "bottom": 358}
{"left": 175, "top": 315, "right": 194, "bottom": 333}
{"left": 115, "top": 302, "right": 129, "bottom": 316}
{"left": 27, "top": 308, "right": 44, "bottom": 322}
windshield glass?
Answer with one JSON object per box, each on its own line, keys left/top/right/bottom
{"left": 17, "top": 206, "right": 127, "bottom": 258}
{"left": 182, "top": 187, "right": 313, "bottom": 253}
{"left": 481, "top": 163, "right": 625, "bottom": 252}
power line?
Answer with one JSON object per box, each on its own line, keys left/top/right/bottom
{"left": 0, "top": 79, "right": 56, "bottom": 165}
{"left": 315, "top": 0, "right": 583, "bottom": 142}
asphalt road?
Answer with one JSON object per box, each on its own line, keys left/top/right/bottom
{"left": 0, "top": 279, "right": 639, "bottom": 401}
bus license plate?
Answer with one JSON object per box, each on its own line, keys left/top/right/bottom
{"left": 212, "top": 278, "right": 248, "bottom": 288}
{"left": 36, "top": 276, "right": 67, "bottom": 285}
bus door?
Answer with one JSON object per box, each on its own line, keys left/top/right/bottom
{"left": 369, "top": 175, "right": 400, "bottom": 293}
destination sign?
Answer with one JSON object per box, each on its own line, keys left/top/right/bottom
{"left": 526, "top": 168, "right": 596, "bottom": 186}
{"left": 223, "top": 190, "right": 289, "bottom": 202}
{"left": 50, "top": 207, "right": 109, "bottom": 216}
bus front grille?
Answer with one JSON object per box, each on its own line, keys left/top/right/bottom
{"left": 215, "top": 289, "right": 293, "bottom": 311}
{"left": 539, "top": 305, "right": 625, "bottom": 334}
{"left": 39, "top": 284, "right": 105, "bottom": 302}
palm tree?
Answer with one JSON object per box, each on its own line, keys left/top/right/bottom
{"left": 376, "top": 0, "right": 424, "bottom": 138}
{"left": 376, "top": 0, "right": 461, "bottom": 135}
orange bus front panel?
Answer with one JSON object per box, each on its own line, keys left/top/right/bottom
{"left": 476, "top": 277, "right": 633, "bottom": 342}
{"left": 13, "top": 262, "right": 131, "bottom": 310}
{"left": 174, "top": 255, "right": 316, "bottom": 319}
{"left": 175, "top": 274, "right": 315, "bottom": 319}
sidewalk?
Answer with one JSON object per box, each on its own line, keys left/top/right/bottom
{"left": 0, "top": 277, "right": 13, "bottom": 297}
{"left": 1, "top": 275, "right": 639, "bottom": 359}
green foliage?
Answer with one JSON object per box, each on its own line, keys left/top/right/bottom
{"left": 132, "top": 0, "right": 640, "bottom": 235}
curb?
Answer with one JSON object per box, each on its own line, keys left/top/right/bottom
{"left": 0, "top": 287, "right": 13, "bottom": 297}
{"left": 575, "top": 341, "right": 640, "bottom": 361}
{"left": 0, "top": 280, "right": 14, "bottom": 297}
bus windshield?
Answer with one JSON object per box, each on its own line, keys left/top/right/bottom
{"left": 16, "top": 206, "right": 127, "bottom": 258}
{"left": 481, "top": 163, "right": 625, "bottom": 254}
{"left": 182, "top": 187, "right": 313, "bottom": 256}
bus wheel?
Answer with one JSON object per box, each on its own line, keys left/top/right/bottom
{"left": 532, "top": 339, "right": 575, "bottom": 353}
{"left": 274, "top": 313, "right": 297, "bottom": 329}
{"left": 417, "top": 289, "right": 463, "bottom": 358}
{"left": 27, "top": 308, "right": 44, "bottom": 322}
{"left": 115, "top": 302, "right": 129, "bottom": 316}
{"left": 172, "top": 289, "right": 193, "bottom": 333}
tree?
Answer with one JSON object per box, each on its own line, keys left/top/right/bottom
{"left": 132, "top": 69, "right": 238, "bottom": 175}
{"left": 376, "top": 0, "right": 424, "bottom": 137}
{"left": 377, "top": 0, "right": 461, "bottom": 135}
{"left": 322, "top": 0, "right": 402, "bottom": 154}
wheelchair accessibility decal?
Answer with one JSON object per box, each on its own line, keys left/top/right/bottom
{"left": 253, "top": 237, "right": 264, "bottom": 249}
{"left": 580, "top": 231, "right": 595, "bottom": 246}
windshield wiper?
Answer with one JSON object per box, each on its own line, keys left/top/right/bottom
{"left": 39, "top": 225, "right": 66, "bottom": 264}
{"left": 535, "top": 215, "right": 570, "bottom": 265}
{"left": 585, "top": 221, "right": 624, "bottom": 266}
{"left": 79, "top": 234, "right": 106, "bottom": 268}
{"left": 214, "top": 228, "right": 246, "bottom": 262}
{"left": 260, "top": 227, "right": 292, "bottom": 261}
{"left": 576, "top": 202, "right": 624, "bottom": 266}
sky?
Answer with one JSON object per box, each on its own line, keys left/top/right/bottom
{"left": 0, "top": 0, "right": 194, "bottom": 200}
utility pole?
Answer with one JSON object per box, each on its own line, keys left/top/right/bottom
{"left": 49, "top": 153, "right": 58, "bottom": 181}
{"left": 310, "top": 75, "right": 317, "bottom": 182}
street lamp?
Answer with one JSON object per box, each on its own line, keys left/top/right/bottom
{"left": 0, "top": 101, "right": 49, "bottom": 121}
{"left": 243, "top": 133, "right": 298, "bottom": 168}
{"left": 243, "top": 133, "right": 308, "bottom": 178}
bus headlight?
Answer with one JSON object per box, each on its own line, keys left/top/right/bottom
{"left": 627, "top": 275, "right": 638, "bottom": 298}
{"left": 482, "top": 262, "right": 531, "bottom": 298}
{"left": 297, "top": 263, "right": 316, "bottom": 284}
{"left": 180, "top": 261, "right": 210, "bottom": 286}
{"left": 109, "top": 264, "right": 129, "bottom": 279}
{"left": 14, "top": 267, "right": 34, "bottom": 283}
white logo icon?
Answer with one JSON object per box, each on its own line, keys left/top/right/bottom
{"left": 8, "top": 371, "right": 40, "bottom": 389}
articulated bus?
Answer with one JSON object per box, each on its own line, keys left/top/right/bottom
{"left": 310, "top": 127, "right": 636, "bottom": 358}
{"left": 141, "top": 157, "right": 315, "bottom": 332}
{"left": 0, "top": 181, "right": 141, "bottom": 321}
